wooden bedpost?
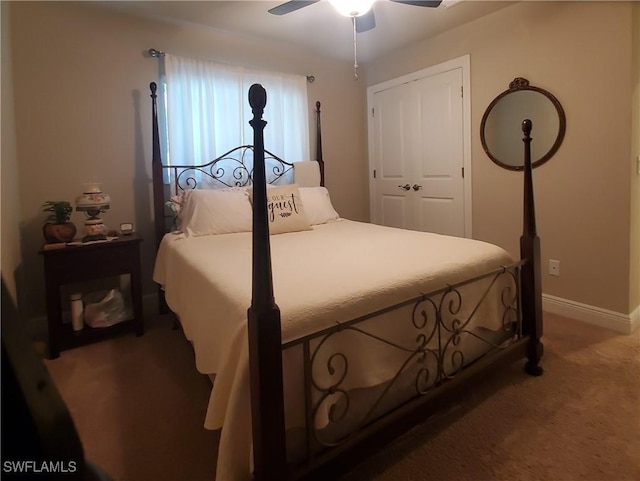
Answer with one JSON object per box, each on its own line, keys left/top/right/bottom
{"left": 247, "top": 84, "right": 288, "bottom": 480}
{"left": 150, "top": 82, "right": 164, "bottom": 249}
{"left": 150, "top": 82, "right": 169, "bottom": 315}
{"left": 520, "top": 119, "right": 544, "bottom": 376}
{"left": 315, "top": 101, "right": 325, "bottom": 187}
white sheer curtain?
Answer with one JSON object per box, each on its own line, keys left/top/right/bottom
{"left": 163, "top": 54, "right": 310, "bottom": 171}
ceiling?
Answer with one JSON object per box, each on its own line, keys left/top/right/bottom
{"left": 95, "top": 1, "right": 515, "bottom": 63}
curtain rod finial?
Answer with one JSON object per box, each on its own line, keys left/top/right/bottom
{"left": 148, "top": 48, "right": 165, "bottom": 58}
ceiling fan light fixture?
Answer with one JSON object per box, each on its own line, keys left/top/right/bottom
{"left": 329, "top": 0, "right": 376, "bottom": 17}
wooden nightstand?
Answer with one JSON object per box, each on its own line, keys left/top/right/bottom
{"left": 40, "top": 236, "right": 144, "bottom": 359}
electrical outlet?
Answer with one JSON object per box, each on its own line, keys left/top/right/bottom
{"left": 549, "top": 259, "right": 560, "bottom": 276}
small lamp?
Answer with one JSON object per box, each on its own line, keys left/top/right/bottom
{"left": 75, "top": 183, "right": 111, "bottom": 242}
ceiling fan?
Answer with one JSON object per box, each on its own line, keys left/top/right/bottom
{"left": 268, "top": 0, "right": 443, "bottom": 33}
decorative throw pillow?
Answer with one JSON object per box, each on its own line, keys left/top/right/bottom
{"left": 251, "top": 184, "right": 312, "bottom": 235}
{"left": 180, "top": 188, "right": 253, "bottom": 237}
{"left": 166, "top": 190, "right": 193, "bottom": 232}
{"left": 299, "top": 187, "right": 340, "bottom": 225}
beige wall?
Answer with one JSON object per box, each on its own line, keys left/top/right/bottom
{"left": 365, "top": 1, "right": 636, "bottom": 316}
{"left": 9, "top": 1, "right": 638, "bottom": 324}
{"left": 1, "top": 1, "right": 22, "bottom": 306}
{"left": 631, "top": 1, "right": 640, "bottom": 313}
{"left": 9, "top": 1, "right": 368, "bottom": 320}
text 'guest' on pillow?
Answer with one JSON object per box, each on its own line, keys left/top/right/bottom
{"left": 251, "top": 183, "right": 312, "bottom": 235}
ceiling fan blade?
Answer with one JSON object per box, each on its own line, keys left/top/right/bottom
{"left": 355, "top": 10, "right": 376, "bottom": 33}
{"left": 268, "top": 0, "right": 320, "bottom": 15}
{"left": 389, "top": 0, "right": 443, "bottom": 7}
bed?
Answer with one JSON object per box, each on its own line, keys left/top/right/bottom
{"left": 149, "top": 82, "right": 543, "bottom": 481}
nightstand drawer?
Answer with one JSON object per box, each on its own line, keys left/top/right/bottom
{"left": 43, "top": 241, "right": 141, "bottom": 284}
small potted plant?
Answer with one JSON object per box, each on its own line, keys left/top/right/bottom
{"left": 42, "top": 201, "right": 77, "bottom": 243}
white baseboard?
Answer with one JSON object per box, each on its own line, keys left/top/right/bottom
{"left": 543, "top": 294, "right": 640, "bottom": 335}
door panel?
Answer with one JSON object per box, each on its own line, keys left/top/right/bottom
{"left": 372, "top": 83, "right": 417, "bottom": 229}
{"left": 380, "top": 195, "right": 411, "bottom": 229}
{"left": 379, "top": 100, "right": 406, "bottom": 178}
{"left": 417, "top": 197, "right": 459, "bottom": 236}
{"left": 414, "top": 69, "right": 464, "bottom": 236}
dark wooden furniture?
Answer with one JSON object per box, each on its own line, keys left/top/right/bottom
{"left": 40, "top": 236, "right": 144, "bottom": 359}
{"left": 150, "top": 82, "right": 543, "bottom": 481}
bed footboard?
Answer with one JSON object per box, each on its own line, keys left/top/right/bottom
{"left": 282, "top": 262, "right": 524, "bottom": 476}
{"left": 247, "top": 86, "right": 542, "bottom": 480}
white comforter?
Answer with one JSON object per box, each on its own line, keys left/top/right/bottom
{"left": 153, "top": 219, "right": 514, "bottom": 480}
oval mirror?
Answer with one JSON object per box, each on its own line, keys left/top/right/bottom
{"left": 481, "top": 77, "right": 566, "bottom": 171}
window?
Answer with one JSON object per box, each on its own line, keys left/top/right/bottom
{"left": 160, "top": 54, "right": 310, "bottom": 182}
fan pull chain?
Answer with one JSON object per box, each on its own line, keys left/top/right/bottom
{"left": 352, "top": 16, "right": 359, "bottom": 80}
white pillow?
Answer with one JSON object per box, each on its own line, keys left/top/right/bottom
{"left": 251, "top": 184, "right": 312, "bottom": 235}
{"left": 299, "top": 187, "right": 340, "bottom": 225}
{"left": 180, "top": 188, "right": 252, "bottom": 237}
{"left": 293, "top": 161, "right": 321, "bottom": 188}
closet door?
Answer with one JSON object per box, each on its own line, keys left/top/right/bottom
{"left": 369, "top": 59, "right": 468, "bottom": 237}
{"left": 370, "top": 83, "right": 419, "bottom": 230}
{"left": 412, "top": 68, "right": 464, "bottom": 236}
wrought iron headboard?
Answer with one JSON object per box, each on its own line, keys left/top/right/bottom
{"left": 164, "top": 145, "right": 294, "bottom": 193}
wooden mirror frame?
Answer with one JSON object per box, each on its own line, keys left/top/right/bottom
{"left": 480, "top": 77, "right": 566, "bottom": 171}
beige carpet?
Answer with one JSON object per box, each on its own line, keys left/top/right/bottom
{"left": 44, "top": 313, "right": 640, "bottom": 481}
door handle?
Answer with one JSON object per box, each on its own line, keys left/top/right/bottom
{"left": 398, "top": 184, "right": 411, "bottom": 191}
{"left": 412, "top": 184, "right": 423, "bottom": 191}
